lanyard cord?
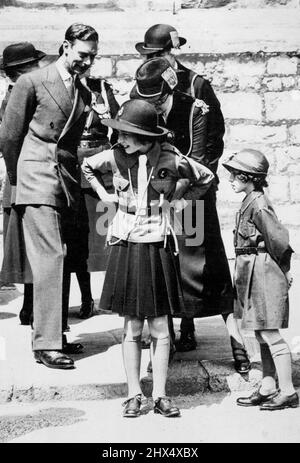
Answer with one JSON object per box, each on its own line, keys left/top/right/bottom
{"left": 108, "top": 165, "right": 179, "bottom": 255}
{"left": 107, "top": 165, "right": 154, "bottom": 246}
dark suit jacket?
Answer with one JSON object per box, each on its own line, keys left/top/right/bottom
{"left": 0, "top": 63, "right": 91, "bottom": 210}
{"left": 175, "top": 60, "right": 225, "bottom": 176}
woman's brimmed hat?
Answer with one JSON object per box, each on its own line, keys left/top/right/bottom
{"left": 130, "top": 57, "right": 178, "bottom": 103}
{"left": 135, "top": 24, "right": 186, "bottom": 55}
{"left": 223, "top": 149, "right": 269, "bottom": 176}
{"left": 0, "top": 42, "right": 45, "bottom": 70}
{"left": 101, "top": 99, "right": 169, "bottom": 137}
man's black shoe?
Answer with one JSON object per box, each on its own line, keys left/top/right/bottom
{"left": 260, "top": 392, "right": 299, "bottom": 411}
{"left": 34, "top": 350, "right": 75, "bottom": 369}
{"left": 237, "top": 389, "right": 278, "bottom": 407}
{"left": 78, "top": 299, "right": 94, "bottom": 319}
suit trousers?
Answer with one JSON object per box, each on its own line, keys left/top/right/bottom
{"left": 22, "top": 205, "right": 65, "bottom": 350}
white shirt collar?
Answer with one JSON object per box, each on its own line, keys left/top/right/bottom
{"left": 55, "top": 56, "right": 73, "bottom": 84}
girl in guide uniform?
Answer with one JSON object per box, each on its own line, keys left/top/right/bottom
{"left": 130, "top": 57, "right": 250, "bottom": 374}
{"left": 82, "top": 99, "right": 214, "bottom": 418}
{"left": 223, "top": 149, "right": 299, "bottom": 411}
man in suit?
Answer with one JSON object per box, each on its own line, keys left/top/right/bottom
{"left": 0, "top": 23, "right": 98, "bottom": 369}
{"left": 0, "top": 42, "right": 46, "bottom": 319}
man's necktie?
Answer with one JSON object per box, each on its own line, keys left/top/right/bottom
{"left": 137, "top": 154, "right": 148, "bottom": 215}
{"left": 67, "top": 75, "right": 78, "bottom": 102}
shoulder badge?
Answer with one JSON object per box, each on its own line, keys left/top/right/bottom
{"left": 161, "top": 67, "right": 178, "bottom": 90}
{"left": 194, "top": 98, "right": 209, "bottom": 115}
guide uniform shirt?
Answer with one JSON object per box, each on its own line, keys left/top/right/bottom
{"left": 234, "top": 190, "right": 293, "bottom": 329}
{"left": 82, "top": 141, "right": 214, "bottom": 244}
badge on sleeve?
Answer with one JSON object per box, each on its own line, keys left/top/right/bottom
{"left": 161, "top": 67, "right": 178, "bottom": 90}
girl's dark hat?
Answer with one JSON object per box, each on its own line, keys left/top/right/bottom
{"left": 130, "top": 57, "right": 178, "bottom": 102}
{"left": 135, "top": 24, "right": 186, "bottom": 55}
{"left": 0, "top": 42, "right": 45, "bottom": 70}
{"left": 223, "top": 149, "right": 269, "bottom": 176}
{"left": 101, "top": 100, "right": 169, "bottom": 137}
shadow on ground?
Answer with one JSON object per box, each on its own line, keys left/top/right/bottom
{"left": 0, "top": 312, "right": 16, "bottom": 320}
{"left": 0, "top": 288, "right": 23, "bottom": 306}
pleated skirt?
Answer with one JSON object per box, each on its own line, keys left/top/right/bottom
{"left": 99, "top": 238, "right": 186, "bottom": 319}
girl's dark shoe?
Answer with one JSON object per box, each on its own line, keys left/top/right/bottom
{"left": 122, "top": 394, "right": 142, "bottom": 418}
{"left": 237, "top": 389, "right": 278, "bottom": 407}
{"left": 230, "top": 336, "right": 251, "bottom": 374}
{"left": 260, "top": 392, "right": 299, "bottom": 411}
{"left": 154, "top": 397, "right": 181, "bottom": 417}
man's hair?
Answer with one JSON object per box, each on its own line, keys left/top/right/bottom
{"left": 65, "top": 23, "right": 98, "bottom": 44}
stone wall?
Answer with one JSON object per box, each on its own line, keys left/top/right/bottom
{"left": 1, "top": 0, "right": 300, "bottom": 8}
{"left": 182, "top": 0, "right": 300, "bottom": 7}
{"left": 0, "top": 6, "right": 299, "bottom": 253}
{"left": 89, "top": 51, "right": 300, "bottom": 239}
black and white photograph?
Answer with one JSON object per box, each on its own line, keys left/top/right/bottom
{"left": 0, "top": 0, "right": 300, "bottom": 446}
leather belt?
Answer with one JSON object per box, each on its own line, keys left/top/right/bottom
{"left": 235, "top": 247, "right": 267, "bottom": 256}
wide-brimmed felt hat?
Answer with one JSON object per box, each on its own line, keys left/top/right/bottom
{"left": 101, "top": 99, "right": 169, "bottom": 137}
{"left": 223, "top": 149, "right": 269, "bottom": 176}
{"left": 0, "top": 42, "right": 45, "bottom": 70}
{"left": 130, "top": 57, "right": 178, "bottom": 102}
{"left": 135, "top": 24, "right": 186, "bottom": 55}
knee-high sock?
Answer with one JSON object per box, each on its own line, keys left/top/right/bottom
{"left": 151, "top": 335, "right": 170, "bottom": 399}
{"left": 259, "top": 343, "right": 277, "bottom": 394}
{"left": 269, "top": 339, "right": 295, "bottom": 396}
{"left": 122, "top": 334, "right": 142, "bottom": 398}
